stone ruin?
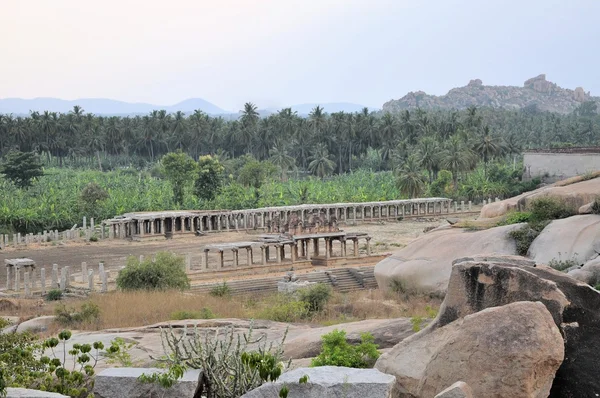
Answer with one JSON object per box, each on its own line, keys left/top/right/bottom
{"left": 268, "top": 211, "right": 339, "bottom": 235}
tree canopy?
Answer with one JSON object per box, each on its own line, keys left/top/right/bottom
{"left": 0, "top": 150, "right": 44, "bottom": 188}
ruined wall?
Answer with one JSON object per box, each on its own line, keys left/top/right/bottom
{"left": 523, "top": 152, "right": 600, "bottom": 181}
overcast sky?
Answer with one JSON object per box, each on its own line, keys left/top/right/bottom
{"left": 1, "top": 0, "right": 599, "bottom": 111}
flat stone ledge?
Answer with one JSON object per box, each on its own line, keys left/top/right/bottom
{"left": 6, "top": 388, "right": 69, "bottom": 398}
{"left": 93, "top": 367, "right": 201, "bottom": 398}
{"left": 241, "top": 366, "right": 396, "bottom": 398}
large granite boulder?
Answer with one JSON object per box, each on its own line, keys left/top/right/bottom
{"left": 479, "top": 175, "right": 600, "bottom": 219}
{"left": 375, "top": 301, "right": 564, "bottom": 398}
{"left": 432, "top": 255, "right": 600, "bottom": 397}
{"left": 241, "top": 366, "right": 396, "bottom": 398}
{"left": 528, "top": 215, "right": 600, "bottom": 265}
{"left": 93, "top": 367, "right": 201, "bottom": 398}
{"left": 374, "top": 224, "right": 520, "bottom": 294}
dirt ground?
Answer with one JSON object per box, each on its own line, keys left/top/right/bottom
{"left": 0, "top": 214, "right": 477, "bottom": 285}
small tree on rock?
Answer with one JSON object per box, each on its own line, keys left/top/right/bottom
{"left": 0, "top": 150, "right": 44, "bottom": 188}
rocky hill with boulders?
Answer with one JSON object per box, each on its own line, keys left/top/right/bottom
{"left": 383, "top": 74, "right": 599, "bottom": 114}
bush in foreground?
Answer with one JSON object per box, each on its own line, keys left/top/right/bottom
{"left": 311, "top": 329, "right": 380, "bottom": 368}
{"left": 116, "top": 252, "right": 190, "bottom": 291}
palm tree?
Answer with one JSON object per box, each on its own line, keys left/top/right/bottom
{"left": 379, "top": 113, "right": 398, "bottom": 162}
{"left": 395, "top": 155, "right": 426, "bottom": 198}
{"left": 416, "top": 137, "right": 439, "bottom": 183}
{"left": 308, "top": 105, "right": 327, "bottom": 136}
{"left": 441, "top": 135, "right": 475, "bottom": 190}
{"left": 239, "top": 103, "right": 259, "bottom": 155}
{"left": 473, "top": 126, "right": 506, "bottom": 176}
{"left": 269, "top": 144, "right": 296, "bottom": 181}
{"left": 308, "top": 143, "right": 336, "bottom": 178}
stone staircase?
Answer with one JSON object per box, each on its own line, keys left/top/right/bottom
{"left": 190, "top": 266, "right": 378, "bottom": 296}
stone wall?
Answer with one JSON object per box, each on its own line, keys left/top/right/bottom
{"left": 523, "top": 152, "right": 600, "bottom": 182}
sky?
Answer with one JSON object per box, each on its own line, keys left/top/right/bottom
{"left": 1, "top": 0, "right": 599, "bottom": 112}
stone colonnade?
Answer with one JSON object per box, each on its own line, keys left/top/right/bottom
{"left": 103, "top": 198, "right": 455, "bottom": 240}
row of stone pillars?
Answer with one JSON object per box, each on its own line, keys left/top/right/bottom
{"left": 6, "top": 262, "right": 108, "bottom": 297}
{"left": 0, "top": 217, "right": 98, "bottom": 249}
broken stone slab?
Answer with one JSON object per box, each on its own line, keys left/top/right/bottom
{"left": 93, "top": 367, "right": 201, "bottom": 398}
{"left": 434, "top": 381, "right": 473, "bottom": 398}
{"left": 241, "top": 366, "right": 397, "bottom": 398}
{"left": 5, "top": 388, "right": 69, "bottom": 397}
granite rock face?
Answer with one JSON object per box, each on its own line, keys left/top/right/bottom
{"left": 93, "top": 367, "right": 201, "bottom": 398}
{"left": 375, "top": 301, "right": 564, "bottom": 398}
{"left": 5, "top": 389, "right": 69, "bottom": 398}
{"left": 241, "top": 366, "right": 397, "bottom": 398}
{"left": 434, "top": 381, "right": 473, "bottom": 398}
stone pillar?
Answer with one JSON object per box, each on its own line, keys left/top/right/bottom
{"left": 366, "top": 238, "right": 372, "bottom": 256}
{"left": 276, "top": 245, "right": 282, "bottom": 264}
{"left": 325, "top": 239, "right": 331, "bottom": 260}
{"left": 6, "top": 266, "right": 11, "bottom": 290}
{"left": 51, "top": 264, "right": 59, "bottom": 289}
{"left": 161, "top": 218, "right": 167, "bottom": 234}
{"left": 88, "top": 270, "right": 94, "bottom": 291}
{"left": 291, "top": 244, "right": 296, "bottom": 262}
{"left": 40, "top": 267, "right": 46, "bottom": 294}
{"left": 232, "top": 249, "right": 238, "bottom": 268}
{"left": 305, "top": 241, "right": 311, "bottom": 261}
{"left": 83, "top": 216, "right": 87, "bottom": 230}
{"left": 218, "top": 250, "right": 224, "bottom": 270}
{"left": 186, "top": 254, "right": 192, "bottom": 273}
{"left": 461, "top": 201, "right": 465, "bottom": 212}
{"left": 247, "top": 248, "right": 252, "bottom": 266}
{"left": 313, "top": 238, "right": 320, "bottom": 256}
{"left": 60, "top": 267, "right": 67, "bottom": 291}
{"left": 204, "top": 249, "right": 209, "bottom": 270}
{"left": 453, "top": 201, "right": 458, "bottom": 213}
{"left": 81, "top": 262, "right": 88, "bottom": 283}
{"left": 469, "top": 201, "right": 472, "bottom": 211}
{"left": 14, "top": 268, "right": 20, "bottom": 292}
{"left": 353, "top": 239, "right": 359, "bottom": 257}
{"left": 99, "top": 262, "right": 107, "bottom": 293}
{"left": 261, "top": 246, "right": 267, "bottom": 265}
{"left": 24, "top": 271, "right": 31, "bottom": 297}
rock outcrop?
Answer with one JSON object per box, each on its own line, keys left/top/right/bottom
{"left": 434, "top": 381, "right": 473, "bottom": 398}
{"left": 430, "top": 256, "right": 600, "bottom": 397}
{"left": 375, "top": 301, "right": 564, "bottom": 398}
{"left": 382, "top": 74, "right": 599, "bottom": 114}
{"left": 479, "top": 174, "right": 600, "bottom": 219}
{"left": 374, "top": 224, "right": 520, "bottom": 294}
{"left": 93, "top": 368, "right": 201, "bottom": 398}
{"left": 241, "top": 367, "right": 397, "bottom": 398}
{"left": 5, "top": 389, "right": 69, "bottom": 398}
{"left": 528, "top": 215, "right": 600, "bottom": 265}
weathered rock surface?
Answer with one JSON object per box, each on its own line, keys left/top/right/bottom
{"left": 434, "top": 381, "right": 473, "bottom": 398}
{"left": 5, "top": 388, "right": 69, "bottom": 398}
{"left": 382, "top": 74, "right": 599, "bottom": 114}
{"left": 376, "top": 301, "right": 564, "bottom": 398}
{"left": 93, "top": 367, "right": 201, "bottom": 398}
{"left": 432, "top": 255, "right": 600, "bottom": 397}
{"left": 241, "top": 366, "right": 396, "bottom": 398}
{"left": 374, "top": 224, "right": 520, "bottom": 294}
{"left": 480, "top": 174, "right": 600, "bottom": 219}
{"left": 529, "top": 215, "right": 600, "bottom": 265}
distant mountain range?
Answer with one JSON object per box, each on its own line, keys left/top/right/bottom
{"left": 383, "top": 74, "right": 600, "bottom": 114}
{"left": 0, "top": 97, "right": 375, "bottom": 117}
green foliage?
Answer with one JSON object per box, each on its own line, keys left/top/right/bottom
{"left": 395, "top": 155, "right": 426, "bottom": 198}
{"left": 410, "top": 306, "right": 439, "bottom": 332}
{"left": 508, "top": 222, "right": 549, "bottom": 256}
{"left": 148, "top": 321, "right": 289, "bottom": 398}
{"left": 238, "top": 158, "right": 277, "bottom": 189}
{"left": 161, "top": 151, "right": 197, "bottom": 205}
{"left": 258, "top": 295, "right": 310, "bottom": 322}
{"left": 170, "top": 308, "right": 215, "bottom": 320}
{"left": 0, "top": 151, "right": 44, "bottom": 188}
{"left": 0, "top": 318, "right": 10, "bottom": 330}
{"left": 209, "top": 282, "right": 231, "bottom": 297}
{"left": 0, "top": 329, "right": 110, "bottom": 397}
{"left": 311, "top": 330, "right": 380, "bottom": 368}
{"left": 499, "top": 211, "right": 532, "bottom": 226}
{"left": 55, "top": 302, "right": 101, "bottom": 327}
{"left": 116, "top": 252, "right": 190, "bottom": 291}
{"left": 79, "top": 182, "right": 109, "bottom": 216}
{"left": 591, "top": 198, "right": 600, "bottom": 215}
{"left": 46, "top": 289, "right": 63, "bottom": 301}
{"left": 103, "top": 337, "right": 136, "bottom": 367}
{"left": 195, "top": 155, "right": 225, "bottom": 202}
{"left": 297, "top": 283, "right": 332, "bottom": 313}
{"left": 528, "top": 197, "right": 576, "bottom": 222}
{"left": 548, "top": 257, "right": 579, "bottom": 272}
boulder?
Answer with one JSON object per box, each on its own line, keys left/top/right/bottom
{"left": 579, "top": 202, "right": 594, "bottom": 214}
{"left": 432, "top": 255, "right": 600, "bottom": 397}
{"left": 376, "top": 301, "right": 564, "bottom": 398}
{"left": 241, "top": 366, "right": 396, "bottom": 398}
{"left": 93, "top": 367, "right": 201, "bottom": 398}
{"left": 374, "top": 224, "right": 520, "bottom": 294}
{"left": 567, "top": 268, "right": 594, "bottom": 284}
{"left": 434, "top": 381, "right": 473, "bottom": 398}
{"left": 14, "top": 316, "right": 56, "bottom": 333}
{"left": 480, "top": 175, "right": 600, "bottom": 219}
{"left": 5, "top": 389, "right": 69, "bottom": 398}
{"left": 529, "top": 215, "right": 600, "bottom": 265}
{"left": 581, "top": 257, "right": 600, "bottom": 283}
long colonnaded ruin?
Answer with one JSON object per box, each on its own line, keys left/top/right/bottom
{"left": 102, "top": 198, "right": 453, "bottom": 240}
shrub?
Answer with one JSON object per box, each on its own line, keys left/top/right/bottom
{"left": 0, "top": 318, "right": 10, "bottom": 330}
{"left": 46, "top": 289, "right": 63, "bottom": 301}
{"left": 528, "top": 197, "right": 575, "bottom": 222}
{"left": 297, "top": 283, "right": 332, "bottom": 314}
{"left": 548, "top": 258, "right": 579, "bottom": 272}
{"left": 311, "top": 329, "right": 380, "bottom": 368}
{"left": 591, "top": 198, "right": 600, "bottom": 215}
{"left": 55, "top": 302, "right": 101, "bottom": 327}
{"left": 258, "top": 296, "right": 309, "bottom": 322}
{"left": 508, "top": 221, "right": 549, "bottom": 256}
{"left": 116, "top": 252, "right": 190, "bottom": 291}
{"left": 142, "top": 321, "right": 289, "bottom": 398}
{"left": 0, "top": 329, "right": 113, "bottom": 397}
{"left": 209, "top": 282, "right": 231, "bottom": 297}
{"left": 89, "top": 235, "right": 98, "bottom": 242}
{"left": 500, "top": 211, "right": 532, "bottom": 225}
{"left": 170, "top": 308, "right": 215, "bottom": 320}
{"left": 104, "top": 337, "right": 136, "bottom": 367}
